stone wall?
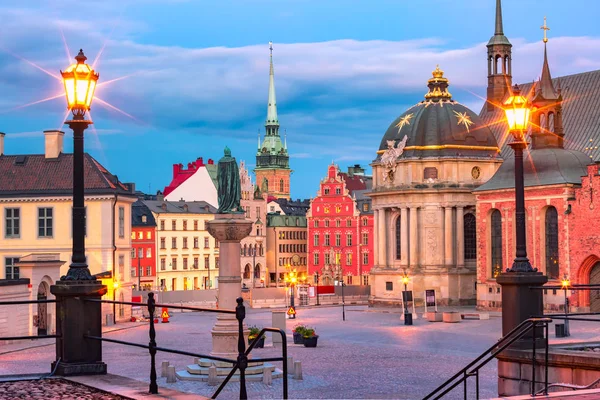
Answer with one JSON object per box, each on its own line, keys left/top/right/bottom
{"left": 0, "top": 280, "right": 30, "bottom": 344}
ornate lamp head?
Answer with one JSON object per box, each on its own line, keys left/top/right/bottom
{"left": 61, "top": 49, "right": 99, "bottom": 118}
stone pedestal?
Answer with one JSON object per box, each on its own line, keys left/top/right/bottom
{"left": 496, "top": 271, "right": 547, "bottom": 349}
{"left": 207, "top": 214, "right": 252, "bottom": 360}
{"left": 272, "top": 310, "right": 286, "bottom": 347}
{"left": 50, "top": 280, "right": 107, "bottom": 376}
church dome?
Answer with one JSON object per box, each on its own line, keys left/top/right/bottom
{"left": 378, "top": 66, "right": 499, "bottom": 159}
{"left": 475, "top": 148, "right": 591, "bottom": 191}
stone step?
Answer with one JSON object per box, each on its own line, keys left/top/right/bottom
{"left": 196, "top": 358, "right": 263, "bottom": 368}
{"left": 176, "top": 368, "right": 283, "bottom": 383}
{"left": 186, "top": 363, "right": 272, "bottom": 376}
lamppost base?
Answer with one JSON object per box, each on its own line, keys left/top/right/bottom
{"left": 404, "top": 313, "right": 413, "bottom": 326}
{"left": 61, "top": 265, "right": 95, "bottom": 281}
{"left": 507, "top": 257, "right": 535, "bottom": 273}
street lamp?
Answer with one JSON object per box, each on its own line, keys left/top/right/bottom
{"left": 402, "top": 272, "right": 413, "bottom": 326}
{"left": 284, "top": 266, "right": 298, "bottom": 311}
{"left": 60, "top": 49, "right": 99, "bottom": 281}
{"left": 561, "top": 274, "right": 571, "bottom": 336}
{"left": 314, "top": 271, "right": 320, "bottom": 306}
{"left": 113, "top": 281, "right": 119, "bottom": 324}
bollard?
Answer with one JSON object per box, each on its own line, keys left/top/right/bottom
{"left": 272, "top": 310, "right": 286, "bottom": 347}
{"left": 207, "top": 365, "right": 218, "bottom": 386}
{"left": 166, "top": 365, "right": 177, "bottom": 383}
{"left": 287, "top": 356, "right": 294, "bottom": 374}
{"left": 161, "top": 361, "right": 170, "bottom": 377}
{"left": 263, "top": 366, "right": 273, "bottom": 385}
{"left": 293, "top": 360, "right": 303, "bottom": 380}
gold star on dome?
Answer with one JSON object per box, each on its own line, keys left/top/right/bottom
{"left": 453, "top": 110, "right": 474, "bottom": 133}
{"left": 395, "top": 113, "right": 413, "bottom": 133}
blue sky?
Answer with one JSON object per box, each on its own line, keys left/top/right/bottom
{"left": 1, "top": 0, "right": 599, "bottom": 199}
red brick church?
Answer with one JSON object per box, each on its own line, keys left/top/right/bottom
{"left": 475, "top": 1, "right": 600, "bottom": 312}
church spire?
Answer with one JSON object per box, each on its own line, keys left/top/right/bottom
{"left": 538, "top": 17, "right": 558, "bottom": 100}
{"left": 495, "top": 0, "right": 504, "bottom": 35}
{"left": 266, "top": 41, "right": 279, "bottom": 129}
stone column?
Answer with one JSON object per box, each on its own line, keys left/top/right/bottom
{"left": 51, "top": 281, "right": 107, "bottom": 375}
{"left": 378, "top": 208, "right": 387, "bottom": 268}
{"left": 444, "top": 206, "right": 453, "bottom": 266}
{"left": 400, "top": 207, "right": 409, "bottom": 267}
{"left": 409, "top": 207, "right": 418, "bottom": 267}
{"left": 373, "top": 209, "right": 379, "bottom": 267}
{"left": 456, "top": 206, "right": 465, "bottom": 267}
{"left": 207, "top": 213, "right": 252, "bottom": 359}
{"left": 387, "top": 210, "right": 395, "bottom": 267}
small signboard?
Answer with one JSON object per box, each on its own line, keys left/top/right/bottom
{"left": 424, "top": 289, "right": 438, "bottom": 313}
{"left": 287, "top": 306, "right": 296, "bottom": 319}
{"left": 308, "top": 286, "right": 315, "bottom": 298}
{"left": 402, "top": 290, "right": 413, "bottom": 302}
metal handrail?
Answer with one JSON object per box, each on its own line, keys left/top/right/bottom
{"left": 0, "top": 299, "right": 56, "bottom": 305}
{"left": 535, "top": 378, "right": 600, "bottom": 395}
{"left": 424, "top": 317, "right": 552, "bottom": 400}
{"left": 85, "top": 298, "right": 234, "bottom": 314}
{"left": 0, "top": 299, "right": 59, "bottom": 342}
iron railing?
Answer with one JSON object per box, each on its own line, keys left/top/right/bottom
{"left": 0, "top": 299, "right": 59, "bottom": 341}
{"left": 86, "top": 294, "right": 288, "bottom": 399}
{"left": 423, "top": 317, "right": 552, "bottom": 400}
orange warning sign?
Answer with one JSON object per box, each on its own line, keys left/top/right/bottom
{"left": 287, "top": 306, "right": 296, "bottom": 319}
{"left": 161, "top": 307, "right": 170, "bottom": 323}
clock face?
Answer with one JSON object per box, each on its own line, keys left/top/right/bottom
{"left": 471, "top": 166, "right": 481, "bottom": 180}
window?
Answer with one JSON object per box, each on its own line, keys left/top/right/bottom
{"left": 324, "top": 206, "right": 330, "bottom": 214}
{"left": 491, "top": 209, "right": 503, "bottom": 278}
{"left": 346, "top": 233, "right": 352, "bottom": 246}
{"left": 5, "top": 208, "right": 20, "bottom": 238}
{"left": 363, "top": 252, "right": 368, "bottom": 265}
{"left": 131, "top": 248, "right": 136, "bottom": 258}
{"left": 215, "top": 240, "right": 219, "bottom": 249}
{"left": 5, "top": 257, "right": 19, "bottom": 279}
{"left": 313, "top": 234, "right": 319, "bottom": 247}
{"left": 146, "top": 248, "right": 151, "bottom": 258}
{"left": 313, "top": 220, "right": 319, "bottom": 228}
{"left": 256, "top": 207, "right": 260, "bottom": 216}
{"left": 313, "top": 253, "right": 319, "bottom": 265}
{"left": 38, "top": 208, "right": 53, "bottom": 237}
{"left": 142, "top": 215, "right": 147, "bottom": 223}
{"left": 183, "top": 220, "right": 187, "bottom": 230}
{"left": 183, "top": 257, "right": 188, "bottom": 270}
{"left": 160, "top": 221, "right": 165, "bottom": 231}
{"left": 172, "top": 258, "right": 177, "bottom": 270}
{"left": 336, "top": 206, "right": 341, "bottom": 213}
{"left": 363, "top": 275, "right": 369, "bottom": 285}
{"left": 279, "top": 179, "right": 284, "bottom": 192}
{"left": 346, "top": 219, "right": 352, "bottom": 227}
{"left": 395, "top": 217, "right": 401, "bottom": 260}
{"left": 347, "top": 275, "right": 353, "bottom": 285}
{"left": 138, "top": 232, "right": 143, "bottom": 239}
{"left": 131, "top": 231, "right": 136, "bottom": 240}
{"left": 335, "top": 233, "right": 341, "bottom": 246}
{"left": 147, "top": 231, "right": 151, "bottom": 239}
{"left": 160, "top": 259, "right": 166, "bottom": 271}
{"left": 324, "top": 188, "right": 330, "bottom": 195}
{"left": 362, "top": 203, "right": 369, "bottom": 212}
{"left": 171, "top": 238, "right": 177, "bottom": 249}
{"left": 336, "top": 219, "right": 341, "bottom": 227}
{"left": 215, "top": 257, "right": 219, "bottom": 268}
{"left": 193, "top": 237, "right": 199, "bottom": 248}
{"left": 325, "top": 252, "right": 330, "bottom": 265}
{"left": 464, "top": 213, "right": 477, "bottom": 260}
{"left": 193, "top": 220, "right": 198, "bottom": 231}
{"left": 172, "top": 220, "right": 177, "bottom": 230}
{"left": 118, "top": 255, "right": 124, "bottom": 276}
{"left": 146, "top": 266, "right": 151, "bottom": 276}
{"left": 183, "top": 237, "right": 188, "bottom": 249}
{"left": 335, "top": 187, "right": 341, "bottom": 195}
{"left": 245, "top": 207, "right": 250, "bottom": 218}
{"left": 545, "top": 207, "right": 559, "bottom": 279}
{"left": 325, "top": 234, "right": 330, "bottom": 246}
{"left": 160, "top": 238, "right": 166, "bottom": 249}
{"left": 138, "top": 248, "right": 143, "bottom": 258}
{"left": 193, "top": 257, "right": 198, "bottom": 269}
{"left": 204, "top": 237, "right": 210, "bottom": 248}
{"left": 118, "top": 207, "right": 125, "bottom": 238}
{"left": 204, "top": 256, "right": 210, "bottom": 269}
{"left": 386, "top": 281, "right": 393, "bottom": 291}
{"left": 131, "top": 267, "right": 136, "bottom": 277}
{"left": 362, "top": 232, "right": 368, "bottom": 246}
{"left": 346, "top": 253, "right": 352, "bottom": 266}
{"left": 325, "top": 220, "right": 329, "bottom": 227}
{"left": 362, "top": 218, "right": 368, "bottom": 226}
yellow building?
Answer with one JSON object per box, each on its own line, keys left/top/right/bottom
{"left": 0, "top": 130, "right": 137, "bottom": 323}
{"left": 143, "top": 199, "right": 219, "bottom": 291}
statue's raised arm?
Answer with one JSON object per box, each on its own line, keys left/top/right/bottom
{"left": 217, "top": 146, "right": 242, "bottom": 214}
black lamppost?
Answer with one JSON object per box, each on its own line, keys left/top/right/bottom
{"left": 497, "top": 85, "right": 547, "bottom": 344}
{"left": 315, "top": 271, "right": 320, "bottom": 306}
{"left": 561, "top": 275, "right": 571, "bottom": 336}
{"left": 402, "top": 272, "right": 413, "bottom": 326}
{"left": 60, "top": 49, "right": 99, "bottom": 281}
{"left": 137, "top": 249, "right": 141, "bottom": 290}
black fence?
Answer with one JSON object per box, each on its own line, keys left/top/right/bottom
{"left": 85, "top": 294, "right": 288, "bottom": 400}
{"left": 0, "top": 299, "right": 59, "bottom": 341}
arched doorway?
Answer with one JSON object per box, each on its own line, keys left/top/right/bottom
{"left": 254, "top": 264, "right": 261, "bottom": 279}
{"left": 37, "top": 282, "right": 49, "bottom": 336}
{"left": 243, "top": 264, "right": 251, "bottom": 280}
{"left": 591, "top": 262, "right": 600, "bottom": 313}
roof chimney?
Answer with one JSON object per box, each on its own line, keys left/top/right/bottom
{"left": 0, "top": 132, "right": 4, "bottom": 156}
{"left": 44, "top": 130, "right": 64, "bottom": 159}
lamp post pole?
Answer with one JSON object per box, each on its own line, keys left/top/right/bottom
{"left": 562, "top": 275, "right": 571, "bottom": 336}
{"left": 252, "top": 246, "right": 256, "bottom": 288}
{"left": 315, "top": 271, "right": 320, "bottom": 306}
{"left": 138, "top": 250, "right": 141, "bottom": 290}
{"left": 341, "top": 278, "right": 346, "bottom": 322}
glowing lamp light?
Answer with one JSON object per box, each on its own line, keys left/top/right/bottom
{"left": 113, "top": 281, "right": 119, "bottom": 289}
{"left": 402, "top": 275, "right": 409, "bottom": 285}
{"left": 61, "top": 49, "right": 99, "bottom": 116}
{"left": 503, "top": 84, "right": 531, "bottom": 132}
{"left": 561, "top": 275, "right": 570, "bottom": 289}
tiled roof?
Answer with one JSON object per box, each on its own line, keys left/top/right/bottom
{"left": 142, "top": 200, "right": 217, "bottom": 214}
{"left": 273, "top": 198, "right": 310, "bottom": 216}
{"left": 479, "top": 69, "right": 600, "bottom": 161}
{"left": 0, "top": 153, "right": 133, "bottom": 197}
{"left": 338, "top": 172, "right": 373, "bottom": 194}
{"left": 132, "top": 200, "right": 157, "bottom": 227}
{"left": 267, "top": 214, "right": 307, "bottom": 228}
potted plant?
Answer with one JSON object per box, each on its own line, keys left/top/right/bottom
{"left": 292, "top": 324, "right": 306, "bottom": 345}
{"left": 248, "top": 325, "right": 265, "bottom": 348}
{"left": 302, "top": 327, "right": 319, "bottom": 348}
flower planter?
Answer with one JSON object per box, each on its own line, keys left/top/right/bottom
{"left": 426, "top": 312, "right": 443, "bottom": 322}
{"left": 303, "top": 335, "right": 319, "bottom": 348}
{"left": 249, "top": 336, "right": 265, "bottom": 348}
{"left": 442, "top": 311, "right": 461, "bottom": 323}
{"left": 293, "top": 331, "right": 304, "bottom": 345}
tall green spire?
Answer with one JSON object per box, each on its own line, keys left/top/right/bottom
{"left": 266, "top": 41, "right": 279, "bottom": 128}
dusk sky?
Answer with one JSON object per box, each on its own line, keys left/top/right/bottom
{"left": 1, "top": 0, "right": 599, "bottom": 199}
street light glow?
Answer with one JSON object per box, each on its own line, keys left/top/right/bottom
{"left": 61, "top": 49, "right": 99, "bottom": 116}
{"left": 503, "top": 84, "right": 530, "bottom": 133}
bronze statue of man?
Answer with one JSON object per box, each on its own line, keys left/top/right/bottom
{"left": 217, "top": 146, "right": 242, "bottom": 214}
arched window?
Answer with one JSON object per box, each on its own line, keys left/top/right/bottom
{"left": 548, "top": 112, "right": 555, "bottom": 133}
{"left": 464, "top": 213, "right": 477, "bottom": 260}
{"left": 395, "top": 216, "right": 401, "bottom": 260}
{"left": 545, "top": 207, "right": 559, "bottom": 279}
{"left": 491, "top": 210, "right": 503, "bottom": 278}
{"left": 504, "top": 55, "right": 509, "bottom": 74}
{"left": 243, "top": 264, "right": 251, "bottom": 279}
{"left": 254, "top": 264, "right": 261, "bottom": 279}
{"left": 495, "top": 55, "right": 501, "bottom": 75}
{"left": 540, "top": 113, "right": 547, "bottom": 132}
{"left": 279, "top": 179, "right": 284, "bottom": 192}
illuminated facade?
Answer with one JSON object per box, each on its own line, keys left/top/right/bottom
{"left": 131, "top": 200, "right": 157, "bottom": 290}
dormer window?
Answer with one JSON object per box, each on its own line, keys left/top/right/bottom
{"left": 142, "top": 215, "right": 147, "bottom": 223}
{"left": 324, "top": 188, "right": 330, "bottom": 195}
{"left": 335, "top": 187, "right": 341, "bottom": 195}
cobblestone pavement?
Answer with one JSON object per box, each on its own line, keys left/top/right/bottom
{"left": 1, "top": 306, "right": 599, "bottom": 399}
{"left": 0, "top": 378, "right": 128, "bottom": 399}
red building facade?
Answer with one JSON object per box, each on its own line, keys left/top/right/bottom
{"left": 307, "top": 164, "right": 374, "bottom": 286}
{"left": 132, "top": 200, "right": 157, "bottom": 290}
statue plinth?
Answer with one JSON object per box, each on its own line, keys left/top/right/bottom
{"left": 207, "top": 213, "right": 252, "bottom": 359}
